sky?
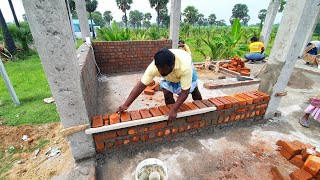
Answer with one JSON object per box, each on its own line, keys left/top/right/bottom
{"left": 1, "top": 0, "right": 283, "bottom": 25}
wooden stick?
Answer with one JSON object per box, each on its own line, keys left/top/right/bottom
{"left": 254, "top": 63, "right": 267, "bottom": 78}
{"left": 60, "top": 124, "right": 89, "bottom": 137}
{"left": 85, "top": 107, "right": 217, "bottom": 135}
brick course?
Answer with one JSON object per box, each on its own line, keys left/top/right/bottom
{"left": 93, "top": 40, "right": 172, "bottom": 74}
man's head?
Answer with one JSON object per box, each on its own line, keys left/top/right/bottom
{"left": 154, "top": 48, "right": 175, "bottom": 77}
{"left": 178, "top": 40, "right": 185, "bottom": 46}
{"left": 251, "top": 37, "right": 258, "bottom": 43}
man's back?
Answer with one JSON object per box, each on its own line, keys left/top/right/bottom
{"left": 249, "top": 41, "right": 264, "bottom": 53}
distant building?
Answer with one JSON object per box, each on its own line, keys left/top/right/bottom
{"left": 72, "top": 19, "right": 100, "bottom": 39}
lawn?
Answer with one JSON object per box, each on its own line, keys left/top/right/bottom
{"left": 0, "top": 53, "right": 59, "bottom": 126}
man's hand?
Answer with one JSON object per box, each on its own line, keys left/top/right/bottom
{"left": 168, "top": 109, "right": 177, "bottom": 120}
{"left": 117, "top": 104, "right": 128, "bottom": 113}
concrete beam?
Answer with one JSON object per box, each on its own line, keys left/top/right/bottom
{"left": 299, "top": 10, "right": 320, "bottom": 57}
{"left": 75, "top": 0, "right": 91, "bottom": 41}
{"left": 169, "top": 0, "right": 181, "bottom": 49}
{"left": 22, "top": 0, "right": 95, "bottom": 160}
{"left": 260, "top": 0, "right": 280, "bottom": 48}
{"left": 258, "top": 0, "right": 320, "bottom": 119}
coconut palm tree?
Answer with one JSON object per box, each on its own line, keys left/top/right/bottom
{"left": 115, "top": 0, "right": 133, "bottom": 29}
{"left": 85, "top": 0, "right": 98, "bottom": 38}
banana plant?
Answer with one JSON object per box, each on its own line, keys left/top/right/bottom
{"left": 97, "top": 21, "right": 130, "bottom": 41}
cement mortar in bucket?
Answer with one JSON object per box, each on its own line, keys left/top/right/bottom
{"left": 135, "top": 158, "right": 168, "bottom": 180}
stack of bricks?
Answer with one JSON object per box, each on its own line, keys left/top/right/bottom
{"left": 91, "top": 91, "right": 270, "bottom": 154}
{"left": 92, "top": 40, "right": 172, "bottom": 74}
{"left": 274, "top": 140, "right": 320, "bottom": 180}
{"left": 219, "top": 56, "right": 251, "bottom": 76}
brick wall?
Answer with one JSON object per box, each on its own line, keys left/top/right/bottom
{"left": 92, "top": 40, "right": 172, "bottom": 74}
{"left": 90, "top": 91, "right": 270, "bottom": 154}
{"left": 78, "top": 44, "right": 97, "bottom": 119}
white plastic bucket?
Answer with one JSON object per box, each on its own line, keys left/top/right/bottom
{"left": 135, "top": 158, "right": 168, "bottom": 180}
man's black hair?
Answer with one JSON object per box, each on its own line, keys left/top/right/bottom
{"left": 154, "top": 48, "right": 175, "bottom": 67}
{"left": 178, "top": 40, "right": 185, "bottom": 44}
{"left": 251, "top": 37, "right": 258, "bottom": 42}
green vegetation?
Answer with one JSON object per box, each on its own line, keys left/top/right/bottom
{"left": 0, "top": 53, "right": 59, "bottom": 126}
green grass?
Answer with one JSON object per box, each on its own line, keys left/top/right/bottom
{"left": 0, "top": 53, "right": 59, "bottom": 126}
{"left": 75, "top": 38, "right": 83, "bottom": 49}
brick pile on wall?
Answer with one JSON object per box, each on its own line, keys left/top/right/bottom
{"left": 78, "top": 45, "right": 97, "bottom": 119}
{"left": 93, "top": 40, "right": 172, "bottom": 74}
{"left": 90, "top": 91, "right": 270, "bottom": 154}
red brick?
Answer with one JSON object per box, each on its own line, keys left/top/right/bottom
{"left": 254, "top": 91, "right": 270, "bottom": 101}
{"left": 199, "top": 121, "right": 206, "bottom": 127}
{"left": 148, "top": 80, "right": 155, "bottom": 86}
{"left": 157, "top": 131, "right": 163, "bottom": 137}
{"left": 236, "top": 107, "right": 247, "bottom": 113}
{"left": 276, "top": 140, "right": 284, "bottom": 147}
{"left": 149, "top": 132, "right": 156, "bottom": 139}
{"left": 172, "top": 128, "right": 178, "bottom": 134}
{"left": 208, "top": 98, "right": 224, "bottom": 110}
{"left": 129, "top": 110, "right": 142, "bottom": 120}
{"left": 144, "top": 86, "right": 155, "bottom": 95}
{"left": 193, "top": 100, "right": 207, "bottom": 108}
{"left": 303, "top": 155, "right": 320, "bottom": 177}
{"left": 290, "top": 169, "right": 312, "bottom": 180}
{"left": 230, "top": 112, "right": 236, "bottom": 121}
{"left": 120, "top": 111, "right": 131, "bottom": 122}
{"left": 271, "top": 166, "right": 291, "bottom": 180}
{"left": 236, "top": 94, "right": 253, "bottom": 104}
{"left": 94, "top": 132, "right": 117, "bottom": 141}
{"left": 193, "top": 122, "right": 199, "bottom": 129}
{"left": 201, "top": 99, "right": 215, "bottom": 107}
{"left": 139, "top": 108, "right": 152, "bottom": 119}
{"left": 132, "top": 136, "right": 139, "bottom": 142}
{"left": 149, "top": 107, "right": 163, "bottom": 117}
{"left": 115, "top": 139, "right": 123, "bottom": 146}
{"left": 158, "top": 105, "right": 170, "bottom": 115}
{"left": 92, "top": 116, "right": 103, "bottom": 128}
{"left": 116, "top": 129, "right": 128, "bottom": 136}
{"left": 95, "top": 142, "right": 104, "bottom": 150}
{"left": 102, "top": 114, "right": 109, "bottom": 125}
{"left": 282, "top": 141, "right": 303, "bottom": 156}
{"left": 216, "top": 97, "right": 232, "bottom": 109}
{"left": 243, "top": 92, "right": 260, "bottom": 103}
{"left": 109, "top": 113, "right": 120, "bottom": 125}
{"left": 149, "top": 122, "right": 167, "bottom": 130}
{"left": 179, "top": 103, "right": 191, "bottom": 112}
{"left": 185, "top": 102, "right": 199, "bottom": 110}
{"left": 187, "top": 124, "right": 192, "bottom": 130}
{"left": 141, "top": 134, "right": 148, "bottom": 141}
{"left": 167, "top": 104, "right": 182, "bottom": 112}
{"left": 105, "top": 142, "right": 114, "bottom": 148}
{"left": 290, "top": 155, "right": 305, "bottom": 168}
{"left": 231, "top": 95, "right": 246, "bottom": 106}
{"left": 124, "top": 139, "right": 130, "bottom": 145}
{"left": 164, "top": 129, "right": 171, "bottom": 135}
{"left": 280, "top": 148, "right": 294, "bottom": 160}
{"left": 235, "top": 114, "right": 241, "bottom": 120}
{"left": 223, "top": 96, "right": 239, "bottom": 108}
{"left": 128, "top": 128, "right": 136, "bottom": 135}
{"left": 187, "top": 115, "right": 201, "bottom": 122}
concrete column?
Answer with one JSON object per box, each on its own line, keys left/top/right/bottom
{"left": 260, "top": 0, "right": 279, "bottom": 48}
{"left": 169, "top": 0, "right": 181, "bottom": 49}
{"left": 75, "top": 0, "right": 91, "bottom": 41}
{"left": 22, "top": 0, "right": 95, "bottom": 160}
{"left": 299, "top": 10, "right": 320, "bottom": 57}
{"left": 258, "top": 0, "right": 320, "bottom": 119}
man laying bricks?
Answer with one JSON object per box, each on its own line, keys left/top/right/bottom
{"left": 117, "top": 48, "right": 202, "bottom": 120}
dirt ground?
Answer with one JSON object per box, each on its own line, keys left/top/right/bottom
{"left": 0, "top": 123, "right": 74, "bottom": 179}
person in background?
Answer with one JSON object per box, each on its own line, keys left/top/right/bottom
{"left": 178, "top": 40, "right": 191, "bottom": 54}
{"left": 244, "top": 37, "right": 265, "bottom": 64}
{"left": 299, "top": 94, "right": 320, "bottom": 128}
{"left": 303, "top": 40, "right": 320, "bottom": 65}
{"left": 117, "top": 48, "right": 202, "bottom": 120}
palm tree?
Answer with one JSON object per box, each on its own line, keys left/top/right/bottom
{"left": 149, "top": 0, "right": 169, "bottom": 27}
{"left": 115, "top": 0, "right": 133, "bottom": 29}
{"left": 103, "top": 11, "right": 113, "bottom": 26}
{"left": 85, "top": 0, "right": 98, "bottom": 39}
{"left": 0, "top": 8, "right": 16, "bottom": 54}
